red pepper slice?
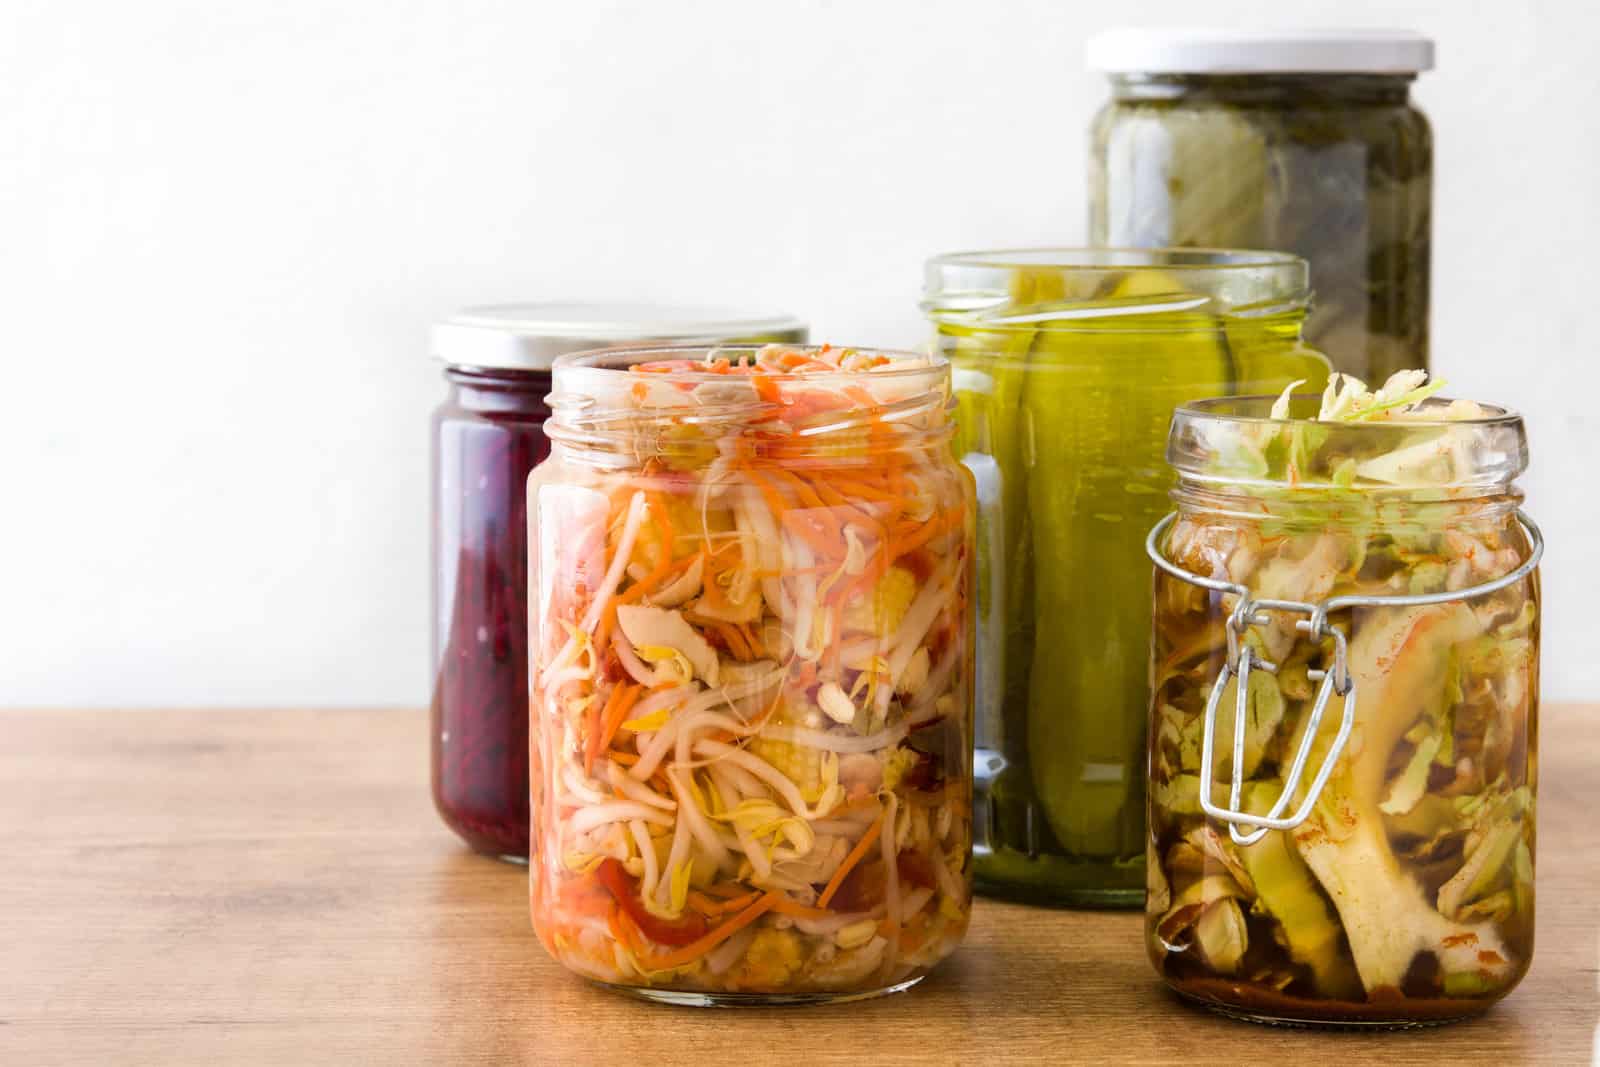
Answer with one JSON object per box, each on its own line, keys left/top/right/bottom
{"left": 596, "top": 858, "right": 708, "bottom": 948}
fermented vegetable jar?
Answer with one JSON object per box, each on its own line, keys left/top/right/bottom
{"left": 528, "top": 344, "right": 974, "bottom": 1003}
{"left": 924, "top": 248, "right": 1329, "bottom": 906}
{"left": 1088, "top": 29, "right": 1434, "bottom": 382}
{"left": 1145, "top": 381, "right": 1540, "bottom": 1025}
{"left": 430, "top": 305, "right": 805, "bottom": 861}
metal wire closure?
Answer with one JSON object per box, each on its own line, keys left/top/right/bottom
{"left": 1144, "top": 509, "right": 1544, "bottom": 847}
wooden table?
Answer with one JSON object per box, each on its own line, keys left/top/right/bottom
{"left": 3, "top": 706, "right": 1595, "bottom": 1065}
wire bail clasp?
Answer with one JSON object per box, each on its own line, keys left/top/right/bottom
{"left": 1145, "top": 508, "right": 1544, "bottom": 849}
{"left": 1198, "top": 600, "right": 1357, "bottom": 846}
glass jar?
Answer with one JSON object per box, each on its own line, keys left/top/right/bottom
{"left": 1145, "top": 394, "right": 1540, "bottom": 1026}
{"left": 431, "top": 305, "right": 805, "bottom": 861}
{"left": 528, "top": 344, "right": 974, "bottom": 1003}
{"left": 1088, "top": 29, "right": 1434, "bottom": 382}
{"left": 923, "top": 248, "right": 1330, "bottom": 906}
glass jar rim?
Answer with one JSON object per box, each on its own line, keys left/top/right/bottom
{"left": 1168, "top": 393, "right": 1529, "bottom": 494}
{"left": 923, "top": 247, "right": 1308, "bottom": 321}
{"left": 927, "top": 247, "right": 1305, "bottom": 273}
{"left": 547, "top": 344, "right": 954, "bottom": 464}
{"left": 1177, "top": 393, "right": 1524, "bottom": 429}
{"left": 552, "top": 343, "right": 948, "bottom": 385}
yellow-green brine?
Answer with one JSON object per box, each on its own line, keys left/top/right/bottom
{"left": 922, "top": 248, "right": 1329, "bottom": 905}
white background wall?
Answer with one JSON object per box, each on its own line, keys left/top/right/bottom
{"left": 4, "top": 0, "right": 1595, "bottom": 707}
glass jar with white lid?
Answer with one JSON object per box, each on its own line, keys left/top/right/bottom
{"left": 1088, "top": 28, "right": 1435, "bottom": 383}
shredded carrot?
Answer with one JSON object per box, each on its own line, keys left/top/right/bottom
{"left": 713, "top": 890, "right": 761, "bottom": 912}
{"left": 756, "top": 563, "right": 834, "bottom": 579}
{"left": 584, "top": 687, "right": 620, "bottom": 776}
{"left": 770, "top": 898, "right": 836, "bottom": 920}
{"left": 889, "top": 510, "right": 962, "bottom": 560}
{"left": 743, "top": 465, "right": 793, "bottom": 519}
{"left": 596, "top": 683, "right": 643, "bottom": 759}
{"left": 637, "top": 892, "right": 780, "bottom": 972}
{"left": 824, "top": 600, "right": 844, "bottom": 677}
{"left": 738, "top": 622, "right": 766, "bottom": 659}
{"left": 593, "top": 601, "right": 619, "bottom": 655}
{"left": 766, "top": 468, "right": 843, "bottom": 540}
{"left": 713, "top": 621, "right": 752, "bottom": 661}
{"left": 837, "top": 554, "right": 889, "bottom": 606}
{"left": 826, "top": 477, "right": 900, "bottom": 503}
{"left": 646, "top": 491, "right": 676, "bottom": 570}
{"left": 817, "top": 812, "right": 884, "bottom": 908}
{"left": 812, "top": 479, "right": 881, "bottom": 526}
{"left": 617, "top": 551, "right": 697, "bottom": 605}
{"left": 686, "top": 890, "right": 725, "bottom": 916}
{"left": 781, "top": 509, "right": 845, "bottom": 559}
{"left": 607, "top": 749, "right": 639, "bottom": 767}
{"left": 607, "top": 904, "right": 637, "bottom": 954}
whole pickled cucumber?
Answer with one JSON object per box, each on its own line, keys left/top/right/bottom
{"left": 1023, "top": 285, "right": 1233, "bottom": 860}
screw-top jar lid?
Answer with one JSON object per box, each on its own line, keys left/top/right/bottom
{"left": 431, "top": 302, "right": 808, "bottom": 372}
{"left": 1086, "top": 28, "right": 1434, "bottom": 75}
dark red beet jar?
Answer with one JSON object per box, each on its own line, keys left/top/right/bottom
{"left": 432, "top": 363, "right": 550, "bottom": 859}
{"left": 430, "top": 304, "right": 806, "bottom": 860}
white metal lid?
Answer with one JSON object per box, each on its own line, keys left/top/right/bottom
{"left": 431, "top": 302, "right": 808, "bottom": 372}
{"left": 1086, "top": 28, "right": 1435, "bottom": 75}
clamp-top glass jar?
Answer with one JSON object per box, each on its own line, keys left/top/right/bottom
{"left": 430, "top": 304, "right": 805, "bottom": 860}
{"left": 924, "top": 248, "right": 1329, "bottom": 906}
{"left": 528, "top": 345, "right": 974, "bottom": 1003}
{"left": 1088, "top": 28, "right": 1434, "bottom": 383}
{"left": 1145, "top": 391, "right": 1540, "bottom": 1026}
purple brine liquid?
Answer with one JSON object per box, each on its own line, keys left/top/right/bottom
{"left": 431, "top": 366, "right": 552, "bottom": 859}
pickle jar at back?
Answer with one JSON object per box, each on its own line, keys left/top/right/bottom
{"left": 1087, "top": 29, "right": 1435, "bottom": 383}
{"left": 430, "top": 305, "right": 805, "bottom": 860}
{"left": 1145, "top": 392, "right": 1540, "bottom": 1025}
{"left": 528, "top": 345, "right": 975, "bottom": 1003}
{"left": 922, "top": 248, "right": 1329, "bottom": 906}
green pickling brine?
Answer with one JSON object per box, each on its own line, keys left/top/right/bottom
{"left": 923, "top": 248, "right": 1330, "bottom": 906}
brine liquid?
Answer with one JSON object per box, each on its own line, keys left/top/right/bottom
{"left": 1147, "top": 507, "right": 1538, "bottom": 1024}
{"left": 944, "top": 305, "right": 1327, "bottom": 905}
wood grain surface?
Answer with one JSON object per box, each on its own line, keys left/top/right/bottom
{"left": 2, "top": 705, "right": 1595, "bottom": 1065}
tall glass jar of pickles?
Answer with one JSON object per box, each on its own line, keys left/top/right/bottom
{"left": 1145, "top": 383, "right": 1540, "bottom": 1025}
{"left": 923, "top": 248, "right": 1329, "bottom": 905}
{"left": 1088, "top": 29, "right": 1434, "bottom": 383}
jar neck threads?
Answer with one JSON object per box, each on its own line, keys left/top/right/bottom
{"left": 544, "top": 345, "right": 956, "bottom": 473}
{"left": 443, "top": 365, "right": 554, "bottom": 417}
{"left": 1109, "top": 73, "right": 1414, "bottom": 106}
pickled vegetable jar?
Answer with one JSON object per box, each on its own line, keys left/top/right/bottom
{"left": 925, "top": 248, "right": 1329, "bottom": 906}
{"left": 528, "top": 344, "right": 974, "bottom": 1003}
{"left": 431, "top": 305, "right": 805, "bottom": 860}
{"left": 1146, "top": 377, "right": 1540, "bottom": 1026}
{"left": 1089, "top": 29, "right": 1434, "bottom": 383}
